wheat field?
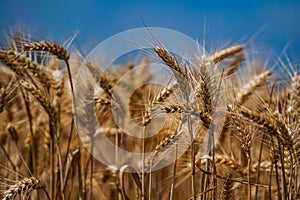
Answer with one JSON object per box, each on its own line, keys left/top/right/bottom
{"left": 0, "top": 30, "right": 299, "bottom": 200}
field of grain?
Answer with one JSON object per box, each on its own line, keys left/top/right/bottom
{"left": 0, "top": 30, "right": 299, "bottom": 200}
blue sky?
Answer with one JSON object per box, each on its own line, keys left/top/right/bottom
{"left": 0, "top": 0, "right": 300, "bottom": 63}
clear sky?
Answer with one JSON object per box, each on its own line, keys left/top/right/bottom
{"left": 0, "top": 0, "right": 299, "bottom": 64}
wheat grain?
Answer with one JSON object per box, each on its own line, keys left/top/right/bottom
{"left": 94, "top": 97, "right": 111, "bottom": 106}
{"left": 160, "top": 104, "right": 182, "bottom": 114}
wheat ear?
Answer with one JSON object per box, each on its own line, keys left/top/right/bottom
{"left": 0, "top": 87, "right": 7, "bottom": 113}
{"left": 210, "top": 45, "right": 243, "bottom": 64}
{"left": 23, "top": 41, "right": 69, "bottom": 60}
{"left": 22, "top": 41, "right": 73, "bottom": 99}
{"left": 236, "top": 70, "right": 272, "bottom": 104}
{"left": 20, "top": 80, "right": 57, "bottom": 123}
{"left": 0, "top": 50, "right": 25, "bottom": 78}
{"left": 22, "top": 41, "right": 73, "bottom": 198}
{"left": 22, "top": 41, "right": 73, "bottom": 98}
{"left": 0, "top": 50, "right": 50, "bottom": 88}
{"left": 153, "top": 85, "right": 175, "bottom": 104}
{"left": 286, "top": 71, "right": 300, "bottom": 113}
{"left": 157, "top": 104, "right": 211, "bottom": 128}
{"left": 228, "top": 105, "right": 252, "bottom": 200}
{"left": 154, "top": 46, "right": 185, "bottom": 76}
{"left": 2, "top": 177, "right": 49, "bottom": 200}
{"left": 239, "top": 107, "right": 292, "bottom": 146}
{"left": 98, "top": 73, "right": 114, "bottom": 98}
{"left": 225, "top": 52, "right": 244, "bottom": 76}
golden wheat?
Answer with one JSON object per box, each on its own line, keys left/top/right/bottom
{"left": 0, "top": 32, "right": 299, "bottom": 200}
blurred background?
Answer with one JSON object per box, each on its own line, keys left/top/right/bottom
{"left": 0, "top": 0, "right": 299, "bottom": 64}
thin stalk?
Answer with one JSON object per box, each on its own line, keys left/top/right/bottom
{"left": 268, "top": 163, "right": 273, "bottom": 200}
{"left": 187, "top": 115, "right": 196, "bottom": 200}
{"left": 149, "top": 161, "right": 153, "bottom": 200}
{"left": 42, "top": 187, "right": 51, "bottom": 200}
{"left": 54, "top": 78, "right": 65, "bottom": 199}
{"left": 203, "top": 158, "right": 211, "bottom": 200}
{"left": 211, "top": 131, "right": 216, "bottom": 200}
{"left": 200, "top": 166, "right": 206, "bottom": 200}
{"left": 0, "top": 145, "right": 16, "bottom": 172}
{"left": 142, "top": 126, "right": 146, "bottom": 200}
{"left": 255, "top": 136, "right": 264, "bottom": 199}
{"left": 84, "top": 154, "right": 91, "bottom": 198}
{"left": 272, "top": 137, "right": 281, "bottom": 200}
{"left": 291, "top": 148, "right": 298, "bottom": 200}
{"left": 198, "top": 167, "right": 269, "bottom": 187}
{"left": 65, "top": 56, "right": 84, "bottom": 199}
{"left": 247, "top": 155, "right": 251, "bottom": 200}
{"left": 19, "top": 82, "right": 37, "bottom": 177}
{"left": 77, "top": 142, "right": 85, "bottom": 200}
{"left": 170, "top": 142, "right": 178, "bottom": 200}
{"left": 63, "top": 119, "right": 74, "bottom": 171}
{"left": 64, "top": 61, "right": 74, "bottom": 105}
{"left": 62, "top": 119, "right": 74, "bottom": 193}
{"left": 115, "top": 115, "right": 121, "bottom": 200}
{"left": 279, "top": 143, "right": 287, "bottom": 200}
{"left": 190, "top": 141, "right": 196, "bottom": 200}
{"left": 89, "top": 140, "right": 94, "bottom": 200}
{"left": 49, "top": 124, "right": 55, "bottom": 200}
{"left": 54, "top": 130, "right": 65, "bottom": 199}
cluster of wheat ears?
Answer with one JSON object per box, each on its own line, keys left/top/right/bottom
{"left": 0, "top": 31, "right": 299, "bottom": 200}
